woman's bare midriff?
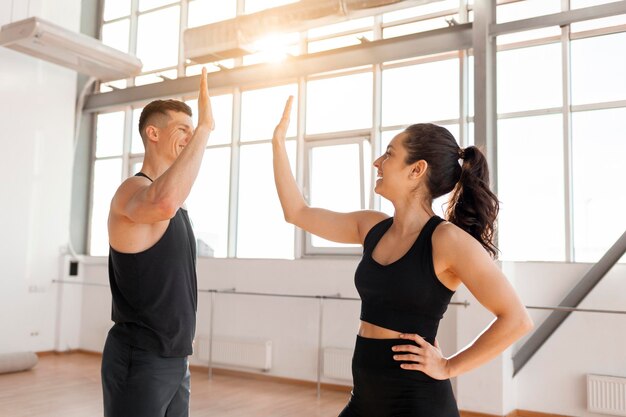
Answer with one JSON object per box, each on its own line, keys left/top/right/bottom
{"left": 358, "top": 320, "right": 404, "bottom": 339}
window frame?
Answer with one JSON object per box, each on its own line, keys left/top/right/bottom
{"left": 88, "top": 0, "right": 626, "bottom": 262}
{"left": 302, "top": 135, "right": 371, "bottom": 256}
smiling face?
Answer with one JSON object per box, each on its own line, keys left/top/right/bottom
{"left": 138, "top": 99, "right": 193, "bottom": 166}
{"left": 373, "top": 132, "right": 430, "bottom": 203}
{"left": 143, "top": 110, "right": 194, "bottom": 164}
{"left": 373, "top": 133, "right": 410, "bottom": 200}
{"left": 160, "top": 110, "right": 194, "bottom": 162}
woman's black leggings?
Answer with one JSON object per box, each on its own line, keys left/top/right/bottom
{"left": 338, "top": 335, "right": 460, "bottom": 417}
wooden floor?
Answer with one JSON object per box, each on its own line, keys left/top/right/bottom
{"left": 0, "top": 352, "right": 350, "bottom": 417}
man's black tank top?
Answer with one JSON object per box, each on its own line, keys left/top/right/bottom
{"left": 108, "top": 172, "right": 197, "bottom": 357}
{"left": 354, "top": 215, "right": 454, "bottom": 344}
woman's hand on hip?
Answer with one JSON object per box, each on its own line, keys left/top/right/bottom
{"left": 392, "top": 333, "right": 451, "bottom": 380}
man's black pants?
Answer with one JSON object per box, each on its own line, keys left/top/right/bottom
{"left": 101, "top": 331, "right": 190, "bottom": 417}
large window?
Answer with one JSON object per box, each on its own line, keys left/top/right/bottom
{"left": 89, "top": 0, "right": 626, "bottom": 263}
{"left": 494, "top": 4, "right": 626, "bottom": 262}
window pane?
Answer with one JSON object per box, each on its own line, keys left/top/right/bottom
{"left": 188, "top": 0, "right": 237, "bottom": 27}
{"left": 244, "top": 0, "right": 298, "bottom": 14}
{"left": 382, "top": 59, "right": 459, "bottom": 126}
{"left": 497, "top": 43, "right": 562, "bottom": 114}
{"left": 571, "top": 32, "right": 626, "bottom": 106}
{"left": 572, "top": 108, "right": 626, "bottom": 262}
{"left": 89, "top": 158, "right": 122, "bottom": 256}
{"left": 383, "top": 0, "right": 459, "bottom": 23}
{"left": 571, "top": 14, "right": 626, "bottom": 32}
{"left": 237, "top": 141, "right": 296, "bottom": 258}
{"left": 186, "top": 94, "right": 233, "bottom": 145}
{"left": 496, "top": 27, "right": 561, "bottom": 45}
{"left": 308, "top": 17, "right": 374, "bottom": 38}
{"left": 96, "top": 111, "right": 125, "bottom": 158}
{"left": 309, "top": 143, "right": 362, "bottom": 248}
{"left": 139, "top": 0, "right": 177, "bottom": 12}
{"left": 307, "top": 72, "right": 372, "bottom": 134}
{"left": 383, "top": 18, "right": 451, "bottom": 39}
{"left": 186, "top": 148, "right": 231, "bottom": 258}
{"left": 241, "top": 84, "right": 297, "bottom": 141}
{"left": 103, "top": 0, "right": 131, "bottom": 21}
{"left": 102, "top": 19, "right": 130, "bottom": 53}
{"left": 131, "top": 108, "right": 144, "bottom": 154}
{"left": 571, "top": 0, "right": 623, "bottom": 8}
{"left": 496, "top": 0, "right": 561, "bottom": 23}
{"left": 468, "top": 54, "right": 474, "bottom": 118}
{"left": 130, "top": 159, "right": 143, "bottom": 176}
{"left": 567, "top": 0, "right": 626, "bottom": 31}
{"left": 137, "top": 6, "right": 181, "bottom": 72}
{"left": 497, "top": 114, "right": 565, "bottom": 261}
{"left": 363, "top": 139, "right": 371, "bottom": 211}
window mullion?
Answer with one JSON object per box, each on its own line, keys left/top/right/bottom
{"left": 178, "top": 0, "right": 188, "bottom": 78}
{"left": 295, "top": 76, "right": 307, "bottom": 259}
{"left": 227, "top": 87, "right": 242, "bottom": 258}
{"left": 122, "top": 107, "right": 133, "bottom": 179}
{"left": 562, "top": 14, "right": 574, "bottom": 262}
{"left": 128, "top": 0, "right": 139, "bottom": 88}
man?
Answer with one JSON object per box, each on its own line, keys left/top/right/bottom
{"left": 101, "top": 67, "right": 214, "bottom": 417}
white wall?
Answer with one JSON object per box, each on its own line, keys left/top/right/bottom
{"left": 512, "top": 262, "right": 626, "bottom": 417}
{"left": 76, "top": 256, "right": 626, "bottom": 416}
{"left": 0, "top": 0, "right": 80, "bottom": 354}
{"left": 455, "top": 261, "right": 626, "bottom": 417}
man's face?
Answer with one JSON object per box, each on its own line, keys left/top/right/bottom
{"left": 159, "top": 110, "right": 194, "bottom": 162}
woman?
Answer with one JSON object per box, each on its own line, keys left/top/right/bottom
{"left": 272, "top": 96, "right": 533, "bottom": 417}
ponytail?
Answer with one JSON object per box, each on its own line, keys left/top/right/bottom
{"left": 445, "top": 146, "right": 499, "bottom": 258}
{"left": 402, "top": 124, "right": 500, "bottom": 258}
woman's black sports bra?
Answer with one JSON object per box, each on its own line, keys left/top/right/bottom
{"left": 354, "top": 215, "right": 455, "bottom": 344}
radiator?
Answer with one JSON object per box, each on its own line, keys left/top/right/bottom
{"left": 323, "top": 347, "right": 353, "bottom": 381}
{"left": 588, "top": 374, "right": 626, "bottom": 416}
{"left": 196, "top": 336, "right": 272, "bottom": 371}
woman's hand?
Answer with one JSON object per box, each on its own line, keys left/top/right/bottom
{"left": 392, "top": 334, "right": 451, "bottom": 380}
{"left": 272, "top": 96, "right": 293, "bottom": 147}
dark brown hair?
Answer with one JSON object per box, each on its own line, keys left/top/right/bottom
{"left": 138, "top": 99, "right": 192, "bottom": 143}
{"left": 402, "top": 123, "right": 500, "bottom": 258}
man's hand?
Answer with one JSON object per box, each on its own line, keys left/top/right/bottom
{"left": 197, "top": 67, "right": 215, "bottom": 131}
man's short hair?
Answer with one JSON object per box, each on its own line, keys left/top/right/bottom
{"left": 138, "top": 100, "right": 193, "bottom": 144}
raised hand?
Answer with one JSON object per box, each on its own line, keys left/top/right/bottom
{"left": 197, "top": 67, "right": 215, "bottom": 131}
{"left": 392, "top": 333, "right": 450, "bottom": 380}
{"left": 272, "top": 95, "right": 293, "bottom": 146}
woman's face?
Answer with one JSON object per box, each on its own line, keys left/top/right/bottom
{"left": 373, "top": 133, "right": 414, "bottom": 200}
